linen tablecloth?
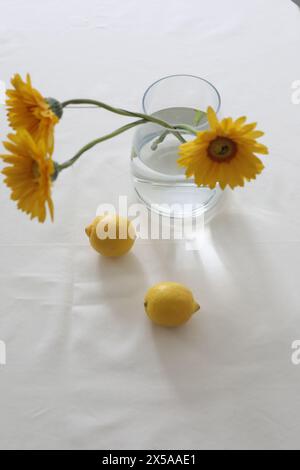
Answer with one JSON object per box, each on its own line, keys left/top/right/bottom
{"left": 0, "top": 0, "right": 300, "bottom": 450}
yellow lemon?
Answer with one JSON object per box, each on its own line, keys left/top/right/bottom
{"left": 144, "top": 282, "right": 200, "bottom": 327}
{"left": 85, "top": 214, "right": 135, "bottom": 257}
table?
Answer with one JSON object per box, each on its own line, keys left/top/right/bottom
{"left": 0, "top": 0, "right": 300, "bottom": 450}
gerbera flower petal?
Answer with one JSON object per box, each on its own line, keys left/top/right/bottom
{"left": 207, "top": 106, "right": 219, "bottom": 130}
{"left": 220, "top": 117, "right": 233, "bottom": 133}
{"left": 248, "top": 130, "right": 264, "bottom": 139}
{"left": 239, "top": 122, "right": 257, "bottom": 135}
{"left": 234, "top": 116, "right": 247, "bottom": 127}
{"left": 252, "top": 143, "right": 269, "bottom": 154}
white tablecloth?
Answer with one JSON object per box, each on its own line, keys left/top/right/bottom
{"left": 0, "top": 0, "right": 300, "bottom": 450}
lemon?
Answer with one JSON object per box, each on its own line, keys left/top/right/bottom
{"left": 85, "top": 214, "right": 135, "bottom": 257}
{"left": 144, "top": 282, "right": 200, "bottom": 327}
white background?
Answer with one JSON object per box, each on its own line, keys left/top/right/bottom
{"left": 0, "top": 0, "right": 300, "bottom": 450}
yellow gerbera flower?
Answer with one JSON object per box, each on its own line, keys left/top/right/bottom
{"left": 1, "top": 130, "right": 54, "bottom": 223}
{"left": 178, "top": 107, "right": 269, "bottom": 189}
{"left": 6, "top": 73, "right": 61, "bottom": 153}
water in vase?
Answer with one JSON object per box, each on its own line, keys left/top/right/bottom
{"left": 131, "top": 107, "right": 220, "bottom": 218}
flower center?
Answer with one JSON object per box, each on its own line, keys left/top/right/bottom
{"left": 207, "top": 137, "right": 237, "bottom": 162}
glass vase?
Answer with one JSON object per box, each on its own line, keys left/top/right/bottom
{"left": 131, "top": 74, "right": 222, "bottom": 218}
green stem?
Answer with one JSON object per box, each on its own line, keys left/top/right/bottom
{"left": 56, "top": 119, "right": 147, "bottom": 173}
{"left": 150, "top": 124, "right": 197, "bottom": 151}
{"left": 61, "top": 98, "right": 186, "bottom": 143}
{"left": 175, "top": 124, "right": 198, "bottom": 136}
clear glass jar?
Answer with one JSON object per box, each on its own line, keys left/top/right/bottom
{"left": 131, "top": 74, "right": 222, "bottom": 218}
